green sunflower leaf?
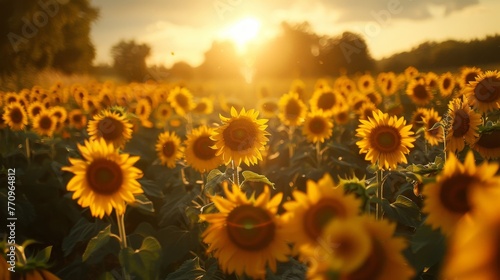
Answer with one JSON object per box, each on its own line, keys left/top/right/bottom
{"left": 82, "top": 225, "right": 113, "bottom": 262}
{"left": 241, "top": 170, "right": 275, "bottom": 188}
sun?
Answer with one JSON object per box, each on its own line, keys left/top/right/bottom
{"left": 222, "top": 17, "right": 261, "bottom": 52}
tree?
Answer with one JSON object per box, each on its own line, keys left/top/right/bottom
{"left": 169, "top": 61, "right": 194, "bottom": 80}
{"left": 111, "top": 40, "right": 151, "bottom": 82}
{"left": 0, "top": 0, "right": 99, "bottom": 76}
{"left": 197, "top": 41, "right": 242, "bottom": 80}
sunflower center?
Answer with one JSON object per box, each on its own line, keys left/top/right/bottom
{"left": 39, "top": 116, "right": 53, "bottom": 130}
{"left": 262, "top": 101, "right": 278, "bottom": 113}
{"left": 226, "top": 205, "right": 275, "bottom": 251}
{"left": 223, "top": 118, "right": 257, "bottom": 151}
{"left": 439, "top": 174, "right": 475, "bottom": 214}
{"left": 452, "top": 109, "right": 470, "bottom": 137}
{"left": 413, "top": 84, "right": 429, "bottom": 100}
{"left": 309, "top": 117, "right": 326, "bottom": 134}
{"left": 427, "top": 119, "right": 440, "bottom": 136}
{"left": 162, "top": 141, "right": 176, "bottom": 158}
{"left": 53, "top": 111, "right": 63, "bottom": 119}
{"left": 443, "top": 78, "right": 451, "bottom": 90}
{"left": 99, "top": 117, "right": 125, "bottom": 141}
{"left": 86, "top": 159, "right": 123, "bottom": 195}
{"left": 474, "top": 76, "right": 500, "bottom": 103}
{"left": 195, "top": 103, "right": 207, "bottom": 112}
{"left": 193, "top": 135, "right": 216, "bottom": 160}
{"left": 175, "top": 94, "right": 189, "bottom": 108}
{"left": 317, "top": 92, "right": 336, "bottom": 110}
{"left": 465, "top": 72, "right": 478, "bottom": 85}
{"left": 285, "top": 100, "right": 302, "bottom": 120}
{"left": 10, "top": 108, "right": 24, "bottom": 124}
{"left": 476, "top": 130, "right": 500, "bottom": 149}
{"left": 304, "top": 198, "right": 347, "bottom": 240}
{"left": 31, "top": 107, "right": 42, "bottom": 117}
{"left": 370, "top": 126, "right": 401, "bottom": 153}
{"left": 346, "top": 240, "right": 385, "bottom": 280}
{"left": 72, "top": 114, "right": 82, "bottom": 123}
{"left": 363, "top": 81, "right": 369, "bottom": 88}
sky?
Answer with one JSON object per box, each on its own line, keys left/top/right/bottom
{"left": 90, "top": 0, "right": 500, "bottom": 67}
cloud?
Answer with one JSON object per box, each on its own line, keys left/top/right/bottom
{"left": 324, "top": 0, "right": 480, "bottom": 22}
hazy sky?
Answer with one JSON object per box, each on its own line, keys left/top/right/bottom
{"left": 90, "top": 0, "right": 500, "bottom": 67}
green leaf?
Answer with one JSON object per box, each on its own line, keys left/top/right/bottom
{"left": 200, "top": 258, "right": 225, "bottom": 280}
{"left": 129, "top": 194, "right": 155, "bottom": 214}
{"left": 83, "top": 225, "right": 113, "bottom": 262}
{"left": 119, "top": 236, "right": 162, "bottom": 279}
{"left": 62, "top": 218, "right": 107, "bottom": 257}
{"left": 31, "top": 246, "right": 52, "bottom": 264}
{"left": 204, "top": 169, "right": 230, "bottom": 195}
{"left": 241, "top": 170, "right": 275, "bottom": 188}
{"left": 139, "top": 179, "right": 164, "bottom": 198}
{"left": 381, "top": 195, "right": 421, "bottom": 228}
{"left": 206, "top": 169, "right": 223, "bottom": 182}
{"left": 406, "top": 223, "right": 446, "bottom": 273}
{"left": 165, "top": 258, "right": 205, "bottom": 280}
{"left": 155, "top": 225, "right": 201, "bottom": 266}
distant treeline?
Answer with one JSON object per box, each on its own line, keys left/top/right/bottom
{"left": 379, "top": 35, "right": 500, "bottom": 73}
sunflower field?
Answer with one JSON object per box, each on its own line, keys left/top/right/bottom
{"left": 1, "top": 66, "right": 500, "bottom": 280}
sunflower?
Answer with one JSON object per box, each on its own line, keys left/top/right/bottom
{"left": 472, "top": 126, "right": 500, "bottom": 159}
{"left": 349, "top": 94, "right": 370, "bottom": 112}
{"left": 464, "top": 70, "right": 500, "bottom": 113}
{"left": 4, "top": 92, "right": 19, "bottom": 104}
{"left": 406, "top": 79, "right": 433, "bottom": 106}
{"left": 68, "top": 109, "right": 88, "bottom": 130}
{"left": 200, "top": 184, "right": 290, "bottom": 279}
{"left": 439, "top": 72, "right": 456, "bottom": 97}
{"left": 404, "top": 66, "right": 419, "bottom": 81}
{"left": 306, "top": 216, "right": 414, "bottom": 280}
{"left": 356, "top": 101, "right": 377, "bottom": 121}
{"left": 27, "top": 101, "right": 45, "bottom": 120}
{"left": 377, "top": 72, "right": 397, "bottom": 96}
{"left": 62, "top": 138, "right": 143, "bottom": 218}
{"left": 332, "top": 102, "right": 350, "bottom": 125}
{"left": 153, "top": 102, "right": 173, "bottom": 126}
{"left": 425, "top": 72, "right": 439, "bottom": 89}
{"left": 184, "top": 126, "right": 222, "bottom": 173}
{"left": 422, "top": 108, "right": 443, "bottom": 146}
{"left": 135, "top": 98, "right": 152, "bottom": 121}
{"left": 87, "top": 109, "right": 133, "bottom": 148}
{"left": 357, "top": 74, "right": 375, "bottom": 93}
{"left": 446, "top": 97, "right": 482, "bottom": 153}
{"left": 32, "top": 110, "right": 57, "bottom": 137}
{"left": 72, "top": 86, "right": 88, "bottom": 106}
{"left": 356, "top": 110, "right": 415, "bottom": 170}
{"left": 309, "top": 88, "right": 342, "bottom": 116}
{"left": 2, "top": 102, "right": 28, "bottom": 131}
{"left": 422, "top": 151, "right": 500, "bottom": 235}
{"left": 410, "top": 108, "right": 429, "bottom": 132}
{"left": 302, "top": 111, "right": 333, "bottom": 143}
{"left": 258, "top": 98, "right": 279, "bottom": 118}
{"left": 459, "top": 66, "right": 482, "bottom": 89}
{"left": 193, "top": 97, "right": 214, "bottom": 115}
{"left": 282, "top": 174, "right": 361, "bottom": 256}
{"left": 211, "top": 107, "right": 269, "bottom": 166}
{"left": 364, "top": 90, "right": 382, "bottom": 106}
{"left": 290, "top": 79, "right": 307, "bottom": 100}
{"left": 168, "top": 86, "right": 194, "bottom": 116}
{"left": 82, "top": 96, "right": 101, "bottom": 116}
{"left": 278, "top": 91, "right": 307, "bottom": 126}
{"left": 155, "top": 131, "right": 184, "bottom": 168}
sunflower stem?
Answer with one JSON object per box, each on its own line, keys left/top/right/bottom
{"left": 376, "top": 166, "right": 384, "bottom": 220}
{"left": 116, "top": 212, "right": 131, "bottom": 280}
{"left": 231, "top": 160, "right": 240, "bottom": 187}
{"left": 441, "top": 125, "right": 447, "bottom": 163}
{"left": 25, "top": 137, "right": 31, "bottom": 165}
{"left": 316, "top": 141, "right": 321, "bottom": 167}
{"left": 288, "top": 125, "right": 295, "bottom": 163}
{"left": 186, "top": 112, "right": 193, "bottom": 134}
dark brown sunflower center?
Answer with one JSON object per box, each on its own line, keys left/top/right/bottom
{"left": 53, "top": 111, "right": 63, "bottom": 119}
{"left": 10, "top": 108, "right": 24, "bottom": 124}
{"left": 175, "top": 94, "right": 189, "bottom": 108}
{"left": 386, "top": 80, "right": 393, "bottom": 92}
{"left": 476, "top": 130, "right": 500, "bottom": 149}
{"left": 193, "top": 135, "right": 216, "bottom": 160}
{"left": 226, "top": 205, "right": 275, "bottom": 251}
{"left": 194, "top": 103, "right": 207, "bottom": 112}
{"left": 413, "top": 84, "right": 429, "bottom": 100}
{"left": 452, "top": 109, "right": 470, "bottom": 137}
{"left": 222, "top": 118, "right": 257, "bottom": 151}
{"left": 346, "top": 240, "right": 386, "bottom": 280}
{"left": 309, "top": 117, "right": 327, "bottom": 134}
{"left": 465, "top": 72, "right": 478, "bottom": 85}
{"left": 366, "top": 92, "right": 377, "bottom": 104}
{"left": 39, "top": 116, "right": 53, "bottom": 130}
{"left": 443, "top": 78, "right": 451, "bottom": 90}
{"left": 427, "top": 119, "right": 440, "bottom": 136}
{"left": 138, "top": 106, "right": 146, "bottom": 116}
{"left": 412, "top": 113, "right": 425, "bottom": 129}
{"left": 72, "top": 114, "right": 82, "bottom": 123}
{"left": 162, "top": 141, "right": 176, "bottom": 158}
{"left": 31, "top": 107, "right": 42, "bottom": 117}
{"left": 98, "top": 117, "right": 125, "bottom": 141}
{"left": 439, "top": 174, "right": 475, "bottom": 214}
{"left": 285, "top": 100, "right": 302, "bottom": 120}
{"left": 370, "top": 126, "right": 401, "bottom": 153}
{"left": 304, "top": 198, "right": 347, "bottom": 240}
{"left": 363, "top": 81, "right": 369, "bottom": 88}
{"left": 86, "top": 159, "right": 123, "bottom": 195}
{"left": 473, "top": 76, "right": 500, "bottom": 103}
{"left": 317, "top": 92, "right": 336, "bottom": 110}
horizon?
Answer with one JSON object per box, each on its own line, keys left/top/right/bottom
{"left": 90, "top": 0, "right": 500, "bottom": 68}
